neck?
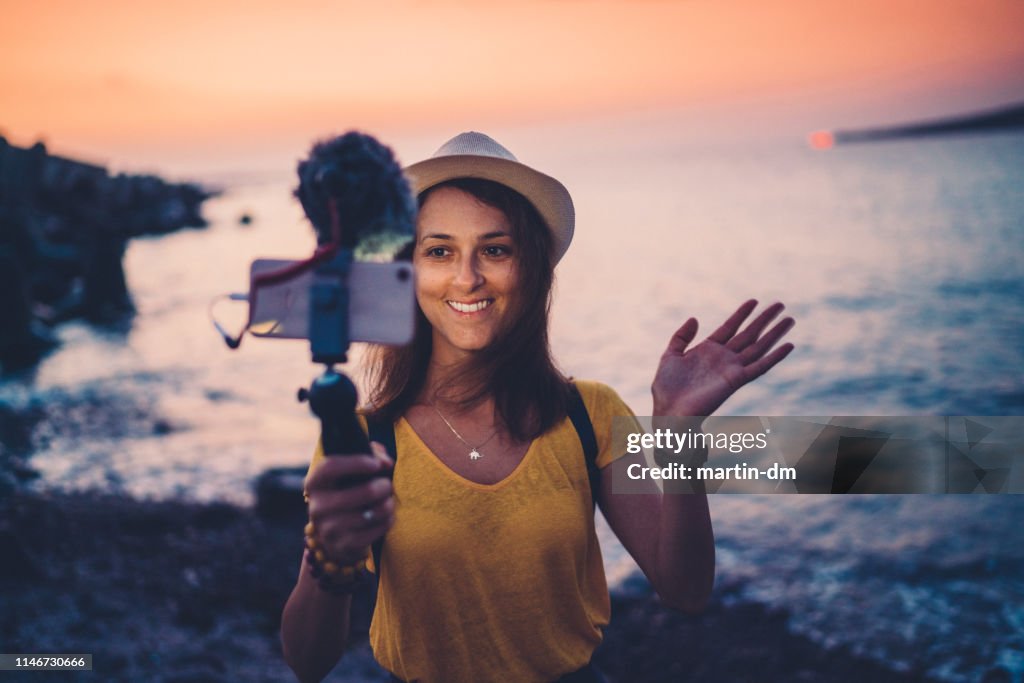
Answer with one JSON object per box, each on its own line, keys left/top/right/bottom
{"left": 421, "top": 355, "right": 487, "bottom": 413}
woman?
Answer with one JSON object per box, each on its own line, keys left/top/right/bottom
{"left": 281, "top": 132, "right": 794, "bottom": 683}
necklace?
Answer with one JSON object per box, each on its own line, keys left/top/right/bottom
{"left": 431, "top": 404, "right": 498, "bottom": 460}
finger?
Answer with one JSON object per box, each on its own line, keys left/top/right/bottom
{"left": 708, "top": 299, "right": 758, "bottom": 344}
{"left": 665, "top": 318, "right": 699, "bottom": 354}
{"left": 361, "top": 494, "right": 396, "bottom": 526}
{"left": 738, "top": 317, "right": 795, "bottom": 364}
{"left": 340, "top": 520, "right": 394, "bottom": 551}
{"left": 726, "top": 302, "right": 785, "bottom": 352}
{"left": 319, "top": 504, "right": 395, "bottom": 543}
{"left": 370, "top": 441, "right": 395, "bottom": 467}
{"left": 743, "top": 343, "right": 795, "bottom": 382}
{"left": 309, "top": 477, "right": 393, "bottom": 517}
{"left": 323, "top": 495, "right": 395, "bottom": 534}
{"left": 317, "top": 518, "right": 392, "bottom": 563}
{"left": 307, "top": 454, "right": 388, "bottom": 491}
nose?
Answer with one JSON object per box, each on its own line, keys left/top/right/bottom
{"left": 453, "top": 253, "right": 484, "bottom": 290}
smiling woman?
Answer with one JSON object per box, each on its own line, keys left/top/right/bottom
{"left": 415, "top": 183, "right": 521, "bottom": 362}
{"left": 366, "top": 139, "right": 572, "bottom": 445}
{"left": 280, "top": 132, "right": 794, "bottom": 683}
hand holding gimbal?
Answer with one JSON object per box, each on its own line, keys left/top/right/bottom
{"left": 214, "top": 132, "right": 415, "bottom": 497}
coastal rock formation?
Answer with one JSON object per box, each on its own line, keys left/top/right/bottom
{"left": 835, "top": 101, "right": 1024, "bottom": 143}
{"left": 0, "top": 490, "right": 943, "bottom": 682}
{"left": 0, "top": 138, "right": 215, "bottom": 372}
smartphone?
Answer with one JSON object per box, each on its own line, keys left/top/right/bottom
{"left": 248, "top": 258, "right": 416, "bottom": 345}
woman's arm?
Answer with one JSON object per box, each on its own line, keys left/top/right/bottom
{"left": 281, "top": 558, "right": 356, "bottom": 683}
{"left": 280, "top": 448, "right": 394, "bottom": 682}
{"left": 600, "top": 300, "right": 794, "bottom": 613}
{"left": 599, "top": 456, "right": 714, "bottom": 613}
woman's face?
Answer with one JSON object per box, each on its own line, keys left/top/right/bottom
{"left": 414, "top": 186, "right": 519, "bottom": 365}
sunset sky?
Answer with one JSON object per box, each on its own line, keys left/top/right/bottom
{"left": 3, "top": 0, "right": 1023, "bottom": 174}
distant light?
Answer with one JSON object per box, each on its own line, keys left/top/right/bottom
{"left": 808, "top": 130, "right": 835, "bottom": 150}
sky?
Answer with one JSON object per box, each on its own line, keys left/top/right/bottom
{"left": 2, "top": 0, "right": 1024, "bottom": 175}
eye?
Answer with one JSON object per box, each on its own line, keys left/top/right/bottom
{"left": 482, "top": 244, "right": 512, "bottom": 258}
{"left": 424, "top": 246, "right": 450, "bottom": 258}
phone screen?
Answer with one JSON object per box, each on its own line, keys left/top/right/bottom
{"left": 248, "top": 259, "right": 416, "bottom": 345}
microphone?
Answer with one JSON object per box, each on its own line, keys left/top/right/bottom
{"left": 292, "top": 132, "right": 416, "bottom": 459}
{"left": 294, "top": 132, "right": 416, "bottom": 254}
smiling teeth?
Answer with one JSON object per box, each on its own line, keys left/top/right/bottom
{"left": 448, "top": 300, "right": 492, "bottom": 313}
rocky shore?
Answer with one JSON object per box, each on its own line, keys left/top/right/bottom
{"left": 0, "top": 489, "right": 943, "bottom": 683}
{"left": 0, "top": 347, "right": 949, "bottom": 682}
{"left": 0, "top": 138, "right": 214, "bottom": 372}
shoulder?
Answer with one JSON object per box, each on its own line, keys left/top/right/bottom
{"left": 572, "top": 379, "right": 633, "bottom": 415}
{"left": 570, "top": 380, "right": 639, "bottom": 469}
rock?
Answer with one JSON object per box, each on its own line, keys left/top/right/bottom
{"left": 0, "top": 525, "right": 40, "bottom": 580}
{"left": 0, "top": 140, "right": 215, "bottom": 373}
{"left": 255, "top": 467, "right": 308, "bottom": 522}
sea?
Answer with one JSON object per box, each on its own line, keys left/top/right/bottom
{"left": 3, "top": 121, "right": 1023, "bottom": 682}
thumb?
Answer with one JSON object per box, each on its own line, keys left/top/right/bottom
{"left": 370, "top": 441, "right": 395, "bottom": 468}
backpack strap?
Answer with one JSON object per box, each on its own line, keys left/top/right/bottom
{"left": 365, "top": 414, "right": 395, "bottom": 574}
{"left": 566, "top": 382, "right": 600, "bottom": 509}
{"left": 366, "top": 415, "right": 397, "bottom": 460}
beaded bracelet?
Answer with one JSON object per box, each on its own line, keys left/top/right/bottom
{"left": 303, "top": 521, "right": 370, "bottom": 595}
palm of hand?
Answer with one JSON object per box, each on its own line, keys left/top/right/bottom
{"left": 652, "top": 300, "right": 795, "bottom": 417}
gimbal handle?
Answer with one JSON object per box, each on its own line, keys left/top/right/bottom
{"left": 301, "top": 367, "right": 371, "bottom": 456}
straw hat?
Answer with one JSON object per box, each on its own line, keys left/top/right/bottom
{"left": 404, "top": 132, "right": 575, "bottom": 263}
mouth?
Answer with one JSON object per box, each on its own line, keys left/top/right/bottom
{"left": 446, "top": 299, "right": 493, "bottom": 314}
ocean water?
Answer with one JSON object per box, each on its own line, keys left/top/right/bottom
{"left": 4, "top": 125, "right": 1024, "bottom": 681}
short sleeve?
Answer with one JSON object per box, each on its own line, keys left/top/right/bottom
{"left": 573, "top": 380, "right": 643, "bottom": 469}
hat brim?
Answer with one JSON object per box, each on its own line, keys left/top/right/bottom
{"left": 404, "top": 154, "right": 575, "bottom": 264}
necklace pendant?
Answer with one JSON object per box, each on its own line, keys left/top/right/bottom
{"left": 469, "top": 449, "right": 482, "bottom": 460}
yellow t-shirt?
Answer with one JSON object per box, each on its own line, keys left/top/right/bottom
{"left": 307, "top": 380, "right": 636, "bottom": 683}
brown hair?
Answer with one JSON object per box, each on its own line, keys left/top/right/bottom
{"left": 365, "top": 178, "right": 569, "bottom": 441}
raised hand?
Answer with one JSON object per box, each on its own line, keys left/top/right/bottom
{"left": 651, "top": 300, "right": 795, "bottom": 418}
